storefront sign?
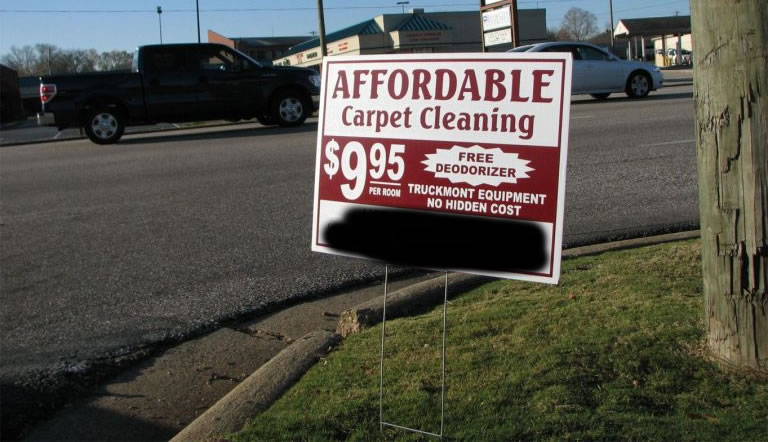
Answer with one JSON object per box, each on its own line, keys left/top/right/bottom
{"left": 401, "top": 31, "right": 446, "bottom": 43}
{"left": 484, "top": 28, "right": 513, "bottom": 46}
{"left": 482, "top": 7, "right": 511, "bottom": 32}
{"left": 312, "top": 53, "right": 572, "bottom": 283}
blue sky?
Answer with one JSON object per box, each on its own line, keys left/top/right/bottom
{"left": 0, "top": 0, "right": 691, "bottom": 55}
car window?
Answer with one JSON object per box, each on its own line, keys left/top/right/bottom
{"left": 576, "top": 46, "right": 609, "bottom": 61}
{"left": 508, "top": 44, "right": 535, "bottom": 52}
{"left": 196, "top": 47, "right": 241, "bottom": 72}
{"left": 148, "top": 47, "right": 189, "bottom": 73}
{"left": 540, "top": 45, "right": 581, "bottom": 60}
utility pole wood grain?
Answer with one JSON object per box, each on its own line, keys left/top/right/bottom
{"left": 692, "top": 0, "right": 767, "bottom": 371}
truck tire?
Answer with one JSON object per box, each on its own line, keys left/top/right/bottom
{"left": 84, "top": 107, "right": 125, "bottom": 144}
{"left": 270, "top": 91, "right": 309, "bottom": 127}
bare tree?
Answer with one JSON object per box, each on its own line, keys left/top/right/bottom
{"left": 1, "top": 44, "right": 132, "bottom": 76}
{"left": 546, "top": 27, "right": 573, "bottom": 41}
{"left": 34, "top": 44, "right": 71, "bottom": 75}
{"left": 96, "top": 50, "right": 133, "bottom": 71}
{"left": 1, "top": 46, "right": 37, "bottom": 76}
{"left": 560, "top": 7, "right": 598, "bottom": 41}
{"left": 68, "top": 49, "right": 101, "bottom": 73}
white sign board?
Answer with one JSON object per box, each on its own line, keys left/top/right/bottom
{"left": 312, "top": 53, "right": 572, "bottom": 284}
{"left": 482, "top": 7, "right": 511, "bottom": 32}
{"left": 484, "top": 28, "right": 513, "bottom": 46}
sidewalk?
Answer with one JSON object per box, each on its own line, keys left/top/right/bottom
{"left": 662, "top": 68, "right": 693, "bottom": 87}
{"left": 22, "top": 273, "right": 436, "bottom": 441}
{"left": 22, "top": 231, "right": 700, "bottom": 441}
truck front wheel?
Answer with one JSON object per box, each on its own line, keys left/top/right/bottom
{"left": 270, "top": 91, "right": 309, "bottom": 127}
{"left": 84, "top": 107, "right": 125, "bottom": 144}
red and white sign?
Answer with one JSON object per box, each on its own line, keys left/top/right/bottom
{"left": 312, "top": 53, "right": 572, "bottom": 283}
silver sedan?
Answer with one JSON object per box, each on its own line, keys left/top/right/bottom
{"left": 509, "top": 41, "right": 664, "bottom": 100}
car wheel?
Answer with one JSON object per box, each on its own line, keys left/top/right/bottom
{"left": 270, "top": 91, "right": 309, "bottom": 127}
{"left": 84, "top": 107, "right": 125, "bottom": 144}
{"left": 625, "top": 72, "right": 651, "bottom": 98}
{"left": 590, "top": 93, "right": 611, "bottom": 100}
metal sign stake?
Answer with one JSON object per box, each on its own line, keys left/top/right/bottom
{"left": 380, "top": 267, "right": 448, "bottom": 439}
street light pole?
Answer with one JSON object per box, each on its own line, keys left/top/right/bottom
{"left": 397, "top": 1, "right": 409, "bottom": 14}
{"left": 196, "top": 0, "right": 201, "bottom": 43}
{"left": 157, "top": 6, "right": 163, "bottom": 44}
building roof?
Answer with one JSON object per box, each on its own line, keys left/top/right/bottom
{"left": 232, "top": 36, "right": 312, "bottom": 47}
{"left": 614, "top": 16, "right": 691, "bottom": 37}
{"left": 394, "top": 14, "right": 451, "bottom": 32}
{"left": 282, "top": 19, "right": 384, "bottom": 57}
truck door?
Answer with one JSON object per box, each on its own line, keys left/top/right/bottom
{"left": 142, "top": 46, "right": 204, "bottom": 121}
{"left": 189, "top": 45, "right": 261, "bottom": 119}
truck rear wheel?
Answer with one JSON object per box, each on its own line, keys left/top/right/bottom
{"left": 84, "top": 107, "right": 125, "bottom": 144}
{"left": 270, "top": 91, "right": 309, "bottom": 127}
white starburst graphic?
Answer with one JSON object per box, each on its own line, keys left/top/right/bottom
{"left": 422, "top": 145, "right": 534, "bottom": 186}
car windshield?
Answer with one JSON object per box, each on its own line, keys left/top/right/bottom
{"left": 507, "top": 45, "right": 535, "bottom": 52}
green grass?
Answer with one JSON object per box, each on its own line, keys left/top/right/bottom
{"left": 231, "top": 241, "right": 768, "bottom": 441}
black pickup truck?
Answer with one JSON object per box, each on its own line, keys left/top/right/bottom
{"left": 37, "top": 43, "right": 321, "bottom": 144}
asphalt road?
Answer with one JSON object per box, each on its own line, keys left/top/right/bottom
{"left": 0, "top": 118, "right": 178, "bottom": 146}
{"left": 0, "top": 85, "right": 697, "bottom": 388}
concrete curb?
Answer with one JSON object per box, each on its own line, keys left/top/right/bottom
{"left": 337, "top": 273, "right": 492, "bottom": 337}
{"left": 563, "top": 230, "right": 699, "bottom": 258}
{"left": 171, "top": 230, "right": 700, "bottom": 440}
{"left": 337, "top": 230, "right": 701, "bottom": 337}
{"left": 170, "top": 329, "right": 340, "bottom": 442}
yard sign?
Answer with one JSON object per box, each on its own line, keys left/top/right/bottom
{"left": 312, "top": 52, "right": 572, "bottom": 283}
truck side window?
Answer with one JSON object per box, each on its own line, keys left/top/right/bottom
{"left": 149, "top": 47, "right": 188, "bottom": 73}
{"left": 198, "top": 48, "right": 241, "bottom": 72}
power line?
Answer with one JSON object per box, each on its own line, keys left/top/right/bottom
{"left": 0, "top": 5, "right": 456, "bottom": 14}
{"left": 0, "top": 1, "right": 579, "bottom": 14}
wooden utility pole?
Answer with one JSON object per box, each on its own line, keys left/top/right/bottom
{"left": 691, "top": 0, "right": 767, "bottom": 371}
{"left": 317, "top": 0, "right": 328, "bottom": 57}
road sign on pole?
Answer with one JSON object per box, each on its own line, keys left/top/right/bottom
{"left": 312, "top": 52, "right": 572, "bottom": 284}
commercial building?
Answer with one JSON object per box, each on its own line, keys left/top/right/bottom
{"left": 273, "top": 8, "right": 547, "bottom": 70}
{"left": 207, "top": 30, "right": 311, "bottom": 65}
{"left": 613, "top": 16, "right": 691, "bottom": 65}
